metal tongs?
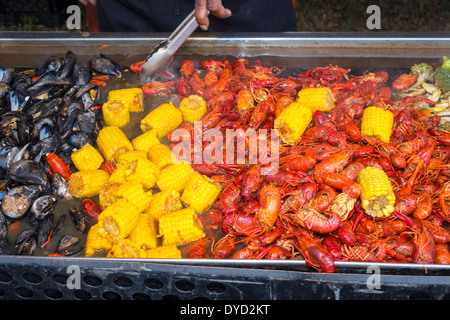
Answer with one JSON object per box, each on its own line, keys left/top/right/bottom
{"left": 140, "top": 9, "right": 201, "bottom": 83}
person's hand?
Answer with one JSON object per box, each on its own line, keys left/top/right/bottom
{"left": 79, "top": 0, "right": 96, "bottom": 6}
{"left": 195, "top": 0, "right": 232, "bottom": 31}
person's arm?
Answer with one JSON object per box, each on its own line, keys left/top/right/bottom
{"left": 79, "top": 0, "right": 96, "bottom": 5}
{"left": 194, "top": 0, "right": 232, "bottom": 30}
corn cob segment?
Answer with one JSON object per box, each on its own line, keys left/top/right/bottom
{"left": 131, "top": 129, "right": 159, "bottom": 152}
{"left": 117, "top": 150, "right": 148, "bottom": 162}
{"left": 156, "top": 162, "right": 194, "bottom": 193}
{"left": 96, "top": 126, "right": 134, "bottom": 163}
{"left": 179, "top": 95, "right": 208, "bottom": 122}
{"left": 106, "top": 239, "right": 141, "bottom": 258}
{"left": 357, "top": 166, "right": 396, "bottom": 218}
{"left": 274, "top": 102, "right": 313, "bottom": 145}
{"left": 128, "top": 214, "right": 158, "bottom": 250}
{"left": 296, "top": 87, "right": 335, "bottom": 112}
{"left": 109, "top": 158, "right": 159, "bottom": 188}
{"left": 145, "top": 190, "right": 183, "bottom": 219}
{"left": 99, "top": 182, "right": 120, "bottom": 208}
{"left": 68, "top": 169, "right": 110, "bottom": 198}
{"left": 158, "top": 208, "right": 206, "bottom": 246}
{"left": 147, "top": 143, "right": 179, "bottom": 169}
{"left": 143, "top": 244, "right": 182, "bottom": 259}
{"left": 98, "top": 198, "right": 140, "bottom": 242}
{"left": 71, "top": 143, "right": 104, "bottom": 171}
{"left": 102, "top": 100, "right": 130, "bottom": 127}
{"left": 361, "top": 106, "right": 394, "bottom": 143}
{"left": 85, "top": 224, "right": 114, "bottom": 257}
{"left": 140, "top": 102, "right": 183, "bottom": 138}
{"left": 181, "top": 172, "right": 222, "bottom": 213}
{"left": 113, "top": 180, "right": 152, "bottom": 212}
{"left": 107, "top": 87, "right": 144, "bottom": 112}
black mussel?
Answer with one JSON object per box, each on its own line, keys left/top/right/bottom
{"left": 0, "top": 145, "right": 12, "bottom": 169}
{"left": 0, "top": 180, "right": 9, "bottom": 199}
{"left": 51, "top": 214, "right": 66, "bottom": 239}
{"left": 30, "top": 195, "right": 57, "bottom": 220}
{"left": 9, "top": 159, "right": 50, "bottom": 187}
{"left": 38, "top": 56, "right": 64, "bottom": 75}
{"left": 72, "top": 63, "right": 91, "bottom": 86}
{"left": 25, "top": 71, "right": 72, "bottom": 98}
{"left": 0, "top": 82, "right": 10, "bottom": 101}
{"left": 60, "top": 51, "right": 77, "bottom": 79}
{"left": 56, "top": 235, "right": 81, "bottom": 256}
{"left": 31, "top": 134, "right": 60, "bottom": 163}
{"left": 67, "top": 131, "right": 91, "bottom": 149}
{"left": 1, "top": 184, "right": 44, "bottom": 219}
{"left": 69, "top": 208, "right": 88, "bottom": 233}
{"left": 16, "top": 230, "right": 37, "bottom": 255}
{"left": 35, "top": 117, "right": 55, "bottom": 140}
{"left": 31, "top": 97, "right": 63, "bottom": 121}
{"left": 89, "top": 54, "right": 121, "bottom": 77}
{"left": 51, "top": 172, "right": 72, "bottom": 200}
{"left": 12, "top": 72, "right": 32, "bottom": 93}
{"left": 0, "top": 67, "right": 15, "bottom": 84}
{"left": 36, "top": 213, "right": 54, "bottom": 248}
{"left": 0, "top": 210, "right": 7, "bottom": 239}
{"left": 76, "top": 111, "right": 97, "bottom": 135}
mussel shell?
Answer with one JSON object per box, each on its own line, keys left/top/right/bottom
{"left": 0, "top": 211, "right": 7, "bottom": 239}
{"left": 1, "top": 184, "right": 44, "bottom": 219}
{"left": 89, "top": 54, "right": 121, "bottom": 77}
{"left": 16, "top": 229, "right": 36, "bottom": 245}
{"left": 36, "top": 213, "right": 54, "bottom": 247}
{"left": 67, "top": 131, "right": 91, "bottom": 149}
{"left": 69, "top": 208, "right": 88, "bottom": 233}
{"left": 51, "top": 172, "right": 73, "bottom": 200}
{"left": 9, "top": 159, "right": 50, "bottom": 188}
{"left": 0, "top": 67, "right": 15, "bottom": 84}
{"left": 72, "top": 63, "right": 91, "bottom": 86}
{"left": 30, "top": 195, "right": 57, "bottom": 220}
{"left": 38, "top": 56, "right": 64, "bottom": 75}
{"left": 56, "top": 235, "right": 81, "bottom": 256}
{"left": 60, "top": 51, "right": 77, "bottom": 79}
{"left": 76, "top": 111, "right": 97, "bottom": 135}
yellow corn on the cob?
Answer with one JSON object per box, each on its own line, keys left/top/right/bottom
{"left": 128, "top": 214, "right": 158, "bottom": 250}
{"left": 131, "top": 129, "right": 159, "bottom": 152}
{"left": 113, "top": 180, "right": 152, "bottom": 212}
{"left": 107, "top": 87, "right": 144, "bottom": 112}
{"left": 357, "top": 166, "right": 396, "bottom": 218}
{"left": 145, "top": 190, "right": 183, "bottom": 219}
{"left": 181, "top": 172, "right": 222, "bottom": 213}
{"left": 68, "top": 169, "right": 109, "bottom": 198}
{"left": 274, "top": 102, "right": 313, "bottom": 145}
{"left": 106, "top": 238, "right": 141, "bottom": 258}
{"left": 179, "top": 95, "right": 208, "bottom": 122}
{"left": 156, "top": 162, "right": 194, "bottom": 193}
{"left": 85, "top": 224, "right": 114, "bottom": 257}
{"left": 108, "top": 158, "right": 159, "bottom": 188}
{"left": 117, "top": 150, "right": 148, "bottom": 162}
{"left": 297, "top": 87, "right": 335, "bottom": 112}
{"left": 126, "top": 158, "right": 160, "bottom": 189}
{"left": 140, "top": 102, "right": 182, "bottom": 138}
{"left": 147, "top": 143, "right": 178, "bottom": 169}
{"left": 158, "top": 208, "right": 205, "bottom": 246}
{"left": 361, "top": 106, "right": 394, "bottom": 143}
{"left": 102, "top": 100, "right": 130, "bottom": 127}
{"left": 98, "top": 198, "right": 140, "bottom": 242}
{"left": 96, "top": 126, "right": 134, "bottom": 163}
{"left": 71, "top": 143, "right": 104, "bottom": 171}
{"left": 99, "top": 182, "right": 120, "bottom": 208}
{"left": 143, "top": 244, "right": 182, "bottom": 259}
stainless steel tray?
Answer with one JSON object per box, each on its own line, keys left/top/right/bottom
{"left": 1, "top": 32, "right": 450, "bottom": 286}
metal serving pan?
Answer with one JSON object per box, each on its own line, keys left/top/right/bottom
{"left": 1, "top": 32, "right": 450, "bottom": 300}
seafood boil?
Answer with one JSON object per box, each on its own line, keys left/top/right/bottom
{"left": 1, "top": 51, "right": 450, "bottom": 273}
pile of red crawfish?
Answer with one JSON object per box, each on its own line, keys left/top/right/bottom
{"left": 132, "top": 57, "right": 450, "bottom": 273}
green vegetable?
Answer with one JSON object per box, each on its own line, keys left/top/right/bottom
{"left": 411, "top": 62, "right": 434, "bottom": 84}
{"left": 441, "top": 56, "right": 450, "bottom": 70}
{"left": 435, "top": 66, "right": 450, "bottom": 93}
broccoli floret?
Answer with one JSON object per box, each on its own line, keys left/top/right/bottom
{"left": 411, "top": 62, "right": 434, "bottom": 83}
{"left": 435, "top": 66, "right": 450, "bottom": 93}
{"left": 441, "top": 56, "right": 450, "bottom": 71}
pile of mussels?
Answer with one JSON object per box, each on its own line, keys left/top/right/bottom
{"left": 0, "top": 51, "right": 122, "bottom": 256}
